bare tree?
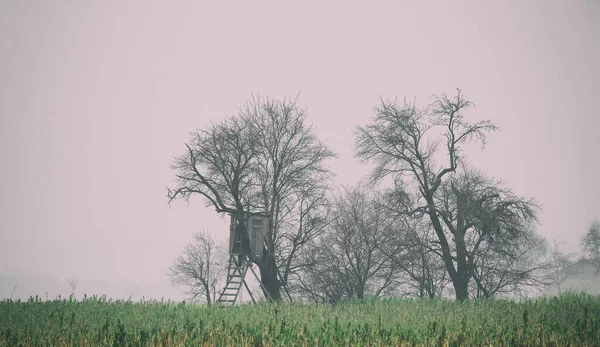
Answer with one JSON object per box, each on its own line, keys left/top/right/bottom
{"left": 355, "top": 89, "right": 544, "bottom": 301}
{"left": 291, "top": 184, "right": 402, "bottom": 303}
{"left": 246, "top": 96, "right": 336, "bottom": 300}
{"left": 389, "top": 217, "right": 451, "bottom": 298}
{"left": 290, "top": 241, "right": 354, "bottom": 304}
{"left": 66, "top": 276, "right": 79, "bottom": 298}
{"left": 382, "top": 171, "right": 546, "bottom": 300}
{"left": 548, "top": 240, "right": 582, "bottom": 294}
{"left": 355, "top": 89, "right": 496, "bottom": 300}
{"left": 581, "top": 219, "right": 600, "bottom": 276}
{"left": 167, "top": 231, "right": 225, "bottom": 304}
{"left": 167, "top": 95, "right": 336, "bottom": 300}
{"left": 274, "top": 183, "right": 332, "bottom": 301}
{"left": 10, "top": 284, "right": 17, "bottom": 300}
{"left": 438, "top": 168, "right": 547, "bottom": 299}
{"left": 470, "top": 232, "right": 551, "bottom": 299}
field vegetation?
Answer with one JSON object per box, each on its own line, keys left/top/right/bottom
{"left": 2, "top": 292, "right": 599, "bottom": 346}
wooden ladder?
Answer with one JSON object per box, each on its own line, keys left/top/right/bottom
{"left": 217, "top": 255, "right": 251, "bottom": 305}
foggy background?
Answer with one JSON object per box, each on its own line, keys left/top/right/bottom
{"left": 1, "top": 0, "right": 599, "bottom": 301}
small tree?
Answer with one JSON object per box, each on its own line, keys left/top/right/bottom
{"left": 9, "top": 284, "right": 17, "bottom": 300}
{"left": 548, "top": 240, "right": 582, "bottom": 294}
{"left": 581, "top": 219, "right": 600, "bottom": 276}
{"left": 167, "top": 231, "right": 226, "bottom": 304}
{"left": 66, "top": 276, "right": 79, "bottom": 298}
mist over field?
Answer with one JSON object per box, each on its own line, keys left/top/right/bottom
{"left": 0, "top": 273, "right": 184, "bottom": 302}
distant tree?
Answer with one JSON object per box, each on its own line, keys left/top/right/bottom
{"left": 66, "top": 276, "right": 79, "bottom": 298}
{"left": 10, "top": 284, "right": 17, "bottom": 300}
{"left": 580, "top": 219, "right": 600, "bottom": 276}
{"left": 548, "top": 240, "right": 582, "bottom": 294}
{"left": 470, "top": 232, "right": 551, "bottom": 298}
{"left": 167, "top": 231, "right": 226, "bottom": 304}
{"left": 167, "top": 95, "right": 336, "bottom": 300}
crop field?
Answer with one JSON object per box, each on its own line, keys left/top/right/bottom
{"left": 1, "top": 292, "right": 599, "bottom": 346}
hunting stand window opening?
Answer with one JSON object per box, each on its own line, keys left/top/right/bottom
{"left": 228, "top": 212, "right": 268, "bottom": 257}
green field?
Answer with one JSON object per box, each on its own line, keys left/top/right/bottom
{"left": 1, "top": 293, "right": 599, "bottom": 346}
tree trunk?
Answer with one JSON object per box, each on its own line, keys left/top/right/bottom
{"left": 473, "top": 273, "right": 491, "bottom": 298}
{"left": 453, "top": 273, "right": 470, "bottom": 301}
{"left": 425, "top": 198, "right": 467, "bottom": 301}
{"left": 259, "top": 254, "right": 281, "bottom": 301}
{"left": 424, "top": 196, "right": 473, "bottom": 301}
{"left": 356, "top": 282, "right": 365, "bottom": 300}
{"left": 204, "top": 283, "right": 211, "bottom": 305}
{"left": 453, "top": 231, "right": 471, "bottom": 301}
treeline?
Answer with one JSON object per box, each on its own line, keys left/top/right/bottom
{"left": 166, "top": 90, "right": 600, "bottom": 303}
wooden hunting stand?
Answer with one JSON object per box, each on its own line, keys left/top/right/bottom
{"left": 217, "top": 211, "right": 270, "bottom": 305}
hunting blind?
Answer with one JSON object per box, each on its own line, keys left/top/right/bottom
{"left": 228, "top": 212, "right": 268, "bottom": 256}
{"left": 217, "top": 211, "right": 271, "bottom": 305}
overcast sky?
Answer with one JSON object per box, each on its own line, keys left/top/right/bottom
{"left": 1, "top": 0, "right": 599, "bottom": 300}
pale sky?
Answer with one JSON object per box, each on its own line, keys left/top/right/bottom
{"left": 1, "top": 0, "right": 599, "bottom": 300}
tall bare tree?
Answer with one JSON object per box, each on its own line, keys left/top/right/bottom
{"left": 355, "top": 89, "right": 543, "bottom": 300}
{"left": 167, "top": 231, "right": 225, "bottom": 304}
{"left": 245, "top": 96, "right": 335, "bottom": 300}
{"left": 167, "top": 95, "right": 336, "bottom": 300}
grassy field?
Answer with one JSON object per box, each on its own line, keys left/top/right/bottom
{"left": 1, "top": 292, "right": 599, "bottom": 346}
